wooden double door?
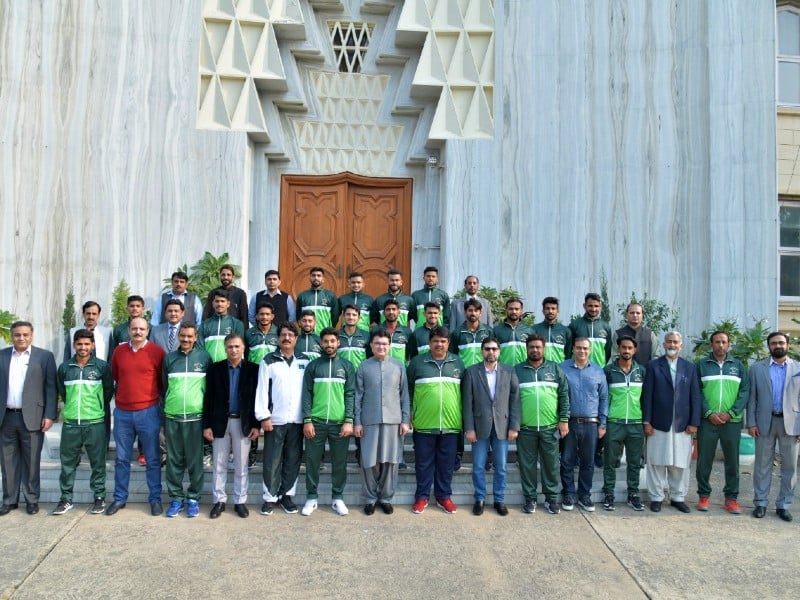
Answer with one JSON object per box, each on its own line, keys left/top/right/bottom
{"left": 279, "top": 173, "right": 412, "bottom": 297}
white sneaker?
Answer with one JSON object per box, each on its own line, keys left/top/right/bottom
{"left": 331, "top": 499, "right": 349, "bottom": 516}
{"left": 300, "top": 499, "right": 318, "bottom": 516}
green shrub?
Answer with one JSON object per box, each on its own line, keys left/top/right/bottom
{"left": 615, "top": 292, "right": 680, "bottom": 337}
{"left": 0, "top": 309, "right": 19, "bottom": 344}
{"left": 163, "top": 252, "right": 241, "bottom": 304}
{"left": 61, "top": 287, "right": 76, "bottom": 338}
{"left": 690, "top": 317, "right": 770, "bottom": 364}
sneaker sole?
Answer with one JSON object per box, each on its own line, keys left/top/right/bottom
{"left": 603, "top": 505, "right": 615, "bottom": 511}
{"left": 627, "top": 503, "right": 645, "bottom": 511}
{"left": 436, "top": 503, "right": 456, "bottom": 514}
{"left": 280, "top": 505, "right": 298, "bottom": 514}
{"left": 579, "top": 504, "right": 596, "bottom": 512}
{"left": 53, "top": 507, "right": 73, "bottom": 515}
{"left": 562, "top": 505, "right": 574, "bottom": 511}
{"left": 90, "top": 508, "right": 105, "bottom": 514}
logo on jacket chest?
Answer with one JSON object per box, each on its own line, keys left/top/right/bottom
{"left": 544, "top": 372, "right": 556, "bottom": 382}
{"left": 192, "top": 362, "right": 206, "bottom": 372}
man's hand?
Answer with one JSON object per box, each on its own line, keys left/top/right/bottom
{"left": 558, "top": 422, "right": 569, "bottom": 438}
{"left": 340, "top": 422, "right": 353, "bottom": 437}
{"left": 508, "top": 430, "right": 518, "bottom": 442}
{"left": 248, "top": 428, "right": 260, "bottom": 441}
{"left": 598, "top": 425, "right": 606, "bottom": 439}
{"left": 465, "top": 430, "right": 477, "bottom": 444}
{"left": 685, "top": 425, "right": 698, "bottom": 435}
{"left": 303, "top": 423, "right": 315, "bottom": 439}
{"left": 203, "top": 428, "right": 214, "bottom": 442}
{"left": 748, "top": 426, "right": 760, "bottom": 438}
{"left": 399, "top": 423, "right": 410, "bottom": 436}
{"left": 354, "top": 425, "right": 363, "bottom": 438}
{"left": 643, "top": 424, "right": 654, "bottom": 437}
{"left": 261, "top": 418, "right": 273, "bottom": 432}
{"left": 41, "top": 418, "right": 53, "bottom": 433}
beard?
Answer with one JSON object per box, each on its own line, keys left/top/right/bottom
{"left": 771, "top": 348, "right": 788, "bottom": 359}
{"left": 665, "top": 348, "right": 679, "bottom": 358}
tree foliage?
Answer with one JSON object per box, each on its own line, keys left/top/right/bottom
{"left": 0, "top": 309, "right": 19, "bottom": 344}
{"left": 162, "top": 252, "right": 241, "bottom": 305}
{"left": 110, "top": 279, "right": 132, "bottom": 327}
{"left": 61, "top": 286, "right": 76, "bottom": 337}
{"left": 452, "top": 286, "right": 534, "bottom": 326}
{"left": 615, "top": 292, "right": 681, "bottom": 337}
{"left": 690, "top": 317, "right": 771, "bottom": 364}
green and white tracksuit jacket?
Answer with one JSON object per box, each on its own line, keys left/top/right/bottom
{"left": 371, "top": 291, "right": 416, "bottom": 328}
{"left": 493, "top": 321, "right": 533, "bottom": 367}
{"left": 451, "top": 322, "right": 493, "bottom": 367}
{"left": 603, "top": 359, "right": 646, "bottom": 423}
{"left": 302, "top": 355, "right": 356, "bottom": 424}
{"left": 696, "top": 354, "right": 749, "bottom": 422}
{"left": 411, "top": 285, "right": 451, "bottom": 329}
{"left": 56, "top": 357, "right": 114, "bottom": 424}
{"left": 514, "top": 360, "right": 570, "bottom": 429}
{"left": 162, "top": 347, "right": 211, "bottom": 421}
{"left": 406, "top": 352, "right": 465, "bottom": 434}
{"left": 337, "top": 327, "right": 369, "bottom": 369}
{"left": 198, "top": 314, "right": 245, "bottom": 362}
{"left": 531, "top": 320, "right": 573, "bottom": 363}
{"left": 338, "top": 292, "right": 374, "bottom": 331}
{"left": 569, "top": 315, "right": 611, "bottom": 366}
{"left": 245, "top": 325, "right": 278, "bottom": 365}
{"left": 296, "top": 288, "right": 339, "bottom": 334}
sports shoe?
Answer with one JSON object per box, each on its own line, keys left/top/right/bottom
{"left": 562, "top": 496, "right": 574, "bottom": 511}
{"left": 436, "top": 498, "right": 457, "bottom": 514}
{"left": 52, "top": 499, "right": 73, "bottom": 515}
{"left": 300, "top": 499, "right": 318, "bottom": 516}
{"left": 627, "top": 494, "right": 644, "bottom": 511}
{"left": 186, "top": 499, "right": 199, "bottom": 518}
{"left": 578, "top": 496, "right": 595, "bottom": 512}
{"left": 278, "top": 495, "right": 298, "bottom": 514}
{"left": 522, "top": 500, "right": 536, "bottom": 514}
{"left": 602, "top": 494, "right": 615, "bottom": 511}
{"left": 90, "top": 497, "right": 106, "bottom": 514}
{"left": 543, "top": 498, "right": 560, "bottom": 514}
{"left": 331, "top": 499, "right": 349, "bottom": 516}
{"left": 412, "top": 498, "right": 428, "bottom": 514}
{"left": 203, "top": 454, "right": 212, "bottom": 468}
{"left": 248, "top": 452, "right": 257, "bottom": 468}
{"left": 165, "top": 499, "right": 184, "bottom": 518}
{"left": 697, "top": 496, "right": 711, "bottom": 512}
{"left": 138, "top": 453, "right": 146, "bottom": 466}
{"left": 723, "top": 499, "right": 742, "bottom": 515}
{"left": 260, "top": 502, "right": 274, "bottom": 515}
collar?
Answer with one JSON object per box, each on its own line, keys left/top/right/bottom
{"left": 12, "top": 348, "right": 31, "bottom": 358}
{"left": 129, "top": 340, "right": 148, "bottom": 352}
{"left": 770, "top": 357, "right": 787, "bottom": 367}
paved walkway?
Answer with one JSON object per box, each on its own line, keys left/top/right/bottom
{"left": 1, "top": 460, "right": 797, "bottom": 599}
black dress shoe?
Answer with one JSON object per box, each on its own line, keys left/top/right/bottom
{"left": 234, "top": 503, "right": 249, "bottom": 518}
{"left": 752, "top": 505, "right": 766, "bottom": 519}
{"left": 26, "top": 503, "right": 39, "bottom": 515}
{"left": 150, "top": 501, "right": 163, "bottom": 516}
{"left": 210, "top": 502, "right": 226, "bottom": 519}
{"left": 364, "top": 503, "right": 375, "bottom": 515}
{"left": 105, "top": 501, "right": 126, "bottom": 516}
{"left": 670, "top": 500, "right": 690, "bottom": 514}
{"left": 379, "top": 502, "right": 394, "bottom": 515}
{"left": 776, "top": 508, "right": 793, "bottom": 522}
{"left": 472, "top": 501, "right": 485, "bottom": 516}
{"left": 0, "top": 503, "right": 19, "bottom": 516}
{"left": 493, "top": 502, "right": 509, "bottom": 516}
{"left": 650, "top": 501, "right": 662, "bottom": 512}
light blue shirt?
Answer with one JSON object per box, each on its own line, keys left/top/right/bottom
{"left": 770, "top": 358, "right": 787, "bottom": 414}
{"left": 228, "top": 361, "right": 242, "bottom": 414}
{"left": 561, "top": 358, "right": 609, "bottom": 427}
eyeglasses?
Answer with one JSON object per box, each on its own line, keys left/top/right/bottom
{"left": 483, "top": 347, "right": 500, "bottom": 352}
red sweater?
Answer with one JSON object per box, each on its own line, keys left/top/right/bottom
{"left": 111, "top": 341, "right": 166, "bottom": 411}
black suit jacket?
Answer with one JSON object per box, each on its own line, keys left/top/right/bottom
{"left": 461, "top": 362, "right": 520, "bottom": 439}
{"left": 203, "top": 359, "right": 259, "bottom": 437}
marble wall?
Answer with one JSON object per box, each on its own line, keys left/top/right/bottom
{"left": 442, "top": 0, "right": 777, "bottom": 339}
{"left": 0, "top": 1, "right": 248, "bottom": 350}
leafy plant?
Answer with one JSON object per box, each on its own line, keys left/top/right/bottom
{"left": 453, "top": 286, "right": 534, "bottom": 326}
{"left": 163, "top": 252, "right": 241, "bottom": 304}
{"left": 615, "top": 292, "right": 681, "bottom": 337}
{"left": 691, "top": 317, "right": 771, "bottom": 364}
{"left": 599, "top": 268, "right": 611, "bottom": 323}
{"left": 111, "top": 279, "right": 132, "bottom": 327}
{"left": 61, "top": 286, "right": 76, "bottom": 337}
{"left": 0, "top": 309, "right": 19, "bottom": 344}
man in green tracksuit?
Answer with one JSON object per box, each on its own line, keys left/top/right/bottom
{"left": 601, "top": 335, "right": 646, "bottom": 512}
{"left": 338, "top": 305, "right": 369, "bottom": 369}
{"left": 407, "top": 326, "right": 465, "bottom": 514}
{"left": 162, "top": 323, "right": 211, "bottom": 518}
{"left": 367, "top": 299, "right": 412, "bottom": 364}
{"left": 338, "top": 272, "right": 373, "bottom": 331}
{"left": 494, "top": 297, "right": 532, "bottom": 367}
{"left": 245, "top": 301, "right": 278, "bottom": 366}
{"left": 411, "top": 266, "right": 450, "bottom": 329}
{"left": 371, "top": 269, "right": 416, "bottom": 328}
{"left": 514, "top": 334, "right": 570, "bottom": 515}
{"left": 407, "top": 302, "right": 441, "bottom": 360}
{"left": 531, "top": 296, "right": 573, "bottom": 363}
{"left": 53, "top": 329, "right": 115, "bottom": 515}
{"left": 198, "top": 289, "right": 245, "bottom": 362}
{"left": 451, "top": 298, "right": 493, "bottom": 368}
{"left": 295, "top": 266, "right": 339, "bottom": 334}
{"left": 695, "top": 331, "right": 749, "bottom": 514}
{"left": 300, "top": 328, "right": 356, "bottom": 516}
{"left": 569, "top": 292, "right": 611, "bottom": 366}
{"left": 297, "top": 310, "right": 322, "bottom": 360}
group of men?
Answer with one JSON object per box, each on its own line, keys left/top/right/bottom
{"left": 1, "top": 266, "right": 798, "bottom": 524}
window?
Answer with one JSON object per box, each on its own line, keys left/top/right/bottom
{"left": 778, "top": 7, "right": 800, "bottom": 105}
{"left": 329, "top": 21, "right": 373, "bottom": 73}
{"left": 780, "top": 202, "right": 800, "bottom": 298}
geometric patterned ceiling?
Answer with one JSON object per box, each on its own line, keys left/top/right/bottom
{"left": 196, "top": 0, "right": 495, "bottom": 144}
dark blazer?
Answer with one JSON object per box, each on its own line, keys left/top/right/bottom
{"left": 149, "top": 322, "right": 177, "bottom": 353}
{"left": 203, "top": 359, "right": 259, "bottom": 437}
{"left": 642, "top": 356, "right": 701, "bottom": 433}
{"left": 0, "top": 346, "right": 58, "bottom": 431}
{"left": 461, "top": 362, "right": 520, "bottom": 439}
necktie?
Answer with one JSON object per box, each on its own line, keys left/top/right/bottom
{"left": 168, "top": 325, "right": 176, "bottom": 351}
